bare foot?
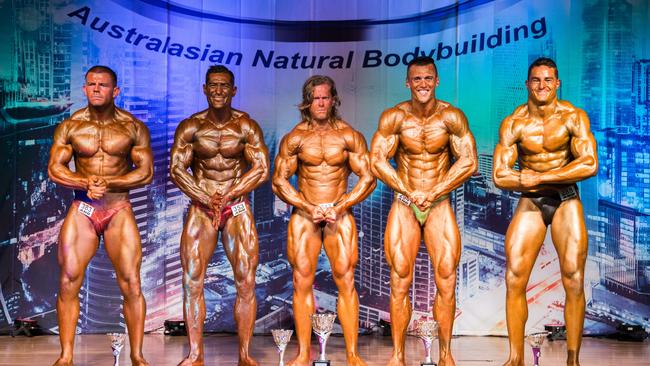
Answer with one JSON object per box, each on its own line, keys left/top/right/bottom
{"left": 567, "top": 350, "right": 581, "bottom": 366}
{"left": 346, "top": 353, "right": 367, "bottom": 366}
{"left": 286, "top": 354, "right": 310, "bottom": 366}
{"left": 438, "top": 353, "right": 456, "bottom": 366}
{"left": 131, "top": 356, "right": 150, "bottom": 366}
{"left": 387, "top": 353, "right": 405, "bottom": 366}
{"left": 52, "top": 357, "right": 73, "bottom": 366}
{"left": 502, "top": 359, "right": 524, "bottom": 366}
{"left": 177, "top": 355, "right": 204, "bottom": 366}
{"left": 238, "top": 354, "right": 259, "bottom": 366}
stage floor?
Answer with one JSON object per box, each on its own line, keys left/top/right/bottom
{"left": 0, "top": 334, "right": 648, "bottom": 365}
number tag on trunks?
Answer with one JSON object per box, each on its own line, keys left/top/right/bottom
{"left": 559, "top": 186, "right": 578, "bottom": 201}
{"left": 319, "top": 203, "right": 335, "bottom": 209}
{"left": 77, "top": 202, "right": 95, "bottom": 217}
{"left": 397, "top": 193, "right": 412, "bottom": 206}
{"left": 231, "top": 202, "right": 247, "bottom": 217}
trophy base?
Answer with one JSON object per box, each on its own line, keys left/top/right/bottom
{"left": 313, "top": 361, "right": 330, "bottom": 366}
{"left": 421, "top": 362, "right": 437, "bottom": 366}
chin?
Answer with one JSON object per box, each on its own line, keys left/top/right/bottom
{"left": 535, "top": 97, "right": 553, "bottom": 105}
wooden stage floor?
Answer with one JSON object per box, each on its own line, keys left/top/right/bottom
{"left": 0, "top": 334, "right": 648, "bottom": 365}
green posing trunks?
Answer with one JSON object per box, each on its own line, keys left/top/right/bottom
{"left": 396, "top": 193, "right": 449, "bottom": 225}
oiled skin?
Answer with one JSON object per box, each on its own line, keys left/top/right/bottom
{"left": 370, "top": 64, "right": 478, "bottom": 366}
{"left": 493, "top": 65, "right": 598, "bottom": 366}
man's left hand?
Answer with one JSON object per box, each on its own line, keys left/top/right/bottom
{"left": 520, "top": 168, "right": 542, "bottom": 188}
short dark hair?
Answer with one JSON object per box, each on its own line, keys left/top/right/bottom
{"left": 406, "top": 56, "right": 437, "bottom": 76}
{"left": 528, "top": 57, "right": 558, "bottom": 79}
{"left": 205, "top": 65, "right": 235, "bottom": 85}
{"left": 298, "top": 75, "right": 341, "bottom": 123}
{"left": 86, "top": 65, "right": 117, "bottom": 86}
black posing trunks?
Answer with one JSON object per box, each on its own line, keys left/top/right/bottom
{"left": 521, "top": 184, "right": 579, "bottom": 226}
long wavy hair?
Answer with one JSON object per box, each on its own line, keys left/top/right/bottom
{"left": 298, "top": 75, "right": 341, "bottom": 124}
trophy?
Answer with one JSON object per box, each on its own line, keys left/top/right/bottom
{"left": 310, "top": 312, "right": 336, "bottom": 366}
{"left": 526, "top": 331, "right": 550, "bottom": 366}
{"left": 415, "top": 319, "right": 438, "bottom": 366}
{"left": 272, "top": 329, "right": 293, "bottom": 366}
{"left": 107, "top": 333, "right": 127, "bottom": 366}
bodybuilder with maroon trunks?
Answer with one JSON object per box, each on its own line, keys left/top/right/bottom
{"left": 170, "top": 65, "right": 270, "bottom": 366}
{"left": 48, "top": 65, "right": 152, "bottom": 366}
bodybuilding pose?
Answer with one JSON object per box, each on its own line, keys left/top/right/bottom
{"left": 370, "top": 56, "right": 477, "bottom": 366}
{"left": 272, "top": 75, "right": 375, "bottom": 366}
{"left": 170, "top": 65, "right": 270, "bottom": 366}
{"left": 48, "top": 65, "right": 152, "bottom": 366}
{"left": 493, "top": 57, "right": 597, "bottom": 366}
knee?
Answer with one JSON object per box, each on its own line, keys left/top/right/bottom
{"left": 390, "top": 257, "right": 413, "bottom": 281}
{"left": 119, "top": 274, "right": 143, "bottom": 300}
{"left": 505, "top": 267, "right": 528, "bottom": 292}
{"left": 234, "top": 270, "right": 256, "bottom": 298}
{"left": 183, "top": 260, "right": 205, "bottom": 286}
{"left": 59, "top": 269, "right": 84, "bottom": 296}
{"left": 331, "top": 259, "right": 354, "bottom": 282}
{"left": 435, "top": 266, "right": 457, "bottom": 300}
{"left": 332, "top": 268, "right": 355, "bottom": 296}
{"left": 390, "top": 268, "right": 413, "bottom": 299}
{"left": 292, "top": 268, "right": 315, "bottom": 293}
{"left": 562, "top": 269, "right": 585, "bottom": 296}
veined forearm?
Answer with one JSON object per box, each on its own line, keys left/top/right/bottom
{"left": 539, "top": 156, "right": 597, "bottom": 185}
{"left": 227, "top": 165, "right": 269, "bottom": 199}
{"left": 107, "top": 167, "right": 153, "bottom": 190}
{"left": 338, "top": 175, "right": 376, "bottom": 210}
{"left": 48, "top": 165, "right": 88, "bottom": 190}
{"left": 435, "top": 157, "right": 476, "bottom": 196}
{"left": 272, "top": 179, "right": 310, "bottom": 211}
{"left": 373, "top": 161, "right": 410, "bottom": 196}
{"left": 171, "top": 167, "right": 209, "bottom": 204}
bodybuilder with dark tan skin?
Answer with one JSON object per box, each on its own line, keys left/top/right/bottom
{"left": 170, "top": 65, "right": 269, "bottom": 366}
{"left": 272, "top": 75, "right": 375, "bottom": 366}
{"left": 493, "top": 58, "right": 597, "bottom": 366}
{"left": 48, "top": 65, "right": 152, "bottom": 366}
{"left": 370, "top": 56, "right": 477, "bottom": 366}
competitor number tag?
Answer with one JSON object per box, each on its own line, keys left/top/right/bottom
{"left": 319, "top": 203, "right": 335, "bottom": 209}
{"left": 559, "top": 186, "right": 578, "bottom": 201}
{"left": 231, "top": 202, "right": 247, "bottom": 217}
{"left": 77, "top": 202, "right": 95, "bottom": 217}
{"left": 397, "top": 193, "right": 412, "bottom": 206}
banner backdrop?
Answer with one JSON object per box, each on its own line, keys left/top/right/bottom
{"left": 1, "top": 0, "right": 649, "bottom": 335}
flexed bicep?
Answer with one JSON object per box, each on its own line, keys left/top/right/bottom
{"left": 569, "top": 110, "right": 598, "bottom": 177}
{"left": 272, "top": 133, "right": 309, "bottom": 211}
{"left": 48, "top": 120, "right": 88, "bottom": 190}
{"left": 341, "top": 131, "right": 376, "bottom": 208}
{"left": 369, "top": 108, "right": 410, "bottom": 195}
{"left": 492, "top": 116, "right": 522, "bottom": 190}
{"left": 226, "top": 118, "right": 271, "bottom": 198}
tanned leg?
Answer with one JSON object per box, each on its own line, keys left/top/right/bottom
{"left": 53, "top": 207, "right": 99, "bottom": 366}
{"left": 423, "top": 201, "right": 461, "bottom": 366}
{"left": 104, "top": 206, "right": 149, "bottom": 366}
{"left": 286, "top": 212, "right": 322, "bottom": 366}
{"left": 502, "top": 199, "right": 547, "bottom": 366}
{"left": 550, "top": 199, "right": 587, "bottom": 366}
{"left": 384, "top": 203, "right": 421, "bottom": 366}
{"left": 177, "top": 207, "right": 218, "bottom": 366}
{"left": 323, "top": 212, "right": 366, "bottom": 366}
{"left": 222, "top": 207, "right": 260, "bottom": 366}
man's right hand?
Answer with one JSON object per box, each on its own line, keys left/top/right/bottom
{"left": 410, "top": 190, "right": 430, "bottom": 211}
{"left": 86, "top": 175, "right": 107, "bottom": 200}
{"left": 306, "top": 204, "right": 327, "bottom": 224}
{"left": 207, "top": 192, "right": 226, "bottom": 229}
